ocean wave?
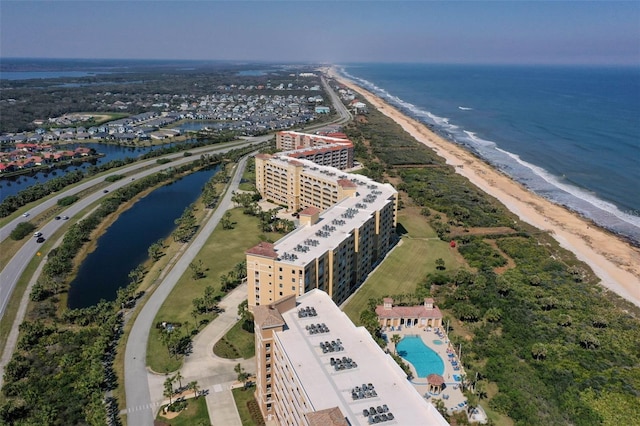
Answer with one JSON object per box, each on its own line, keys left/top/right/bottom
{"left": 495, "top": 147, "right": 640, "bottom": 228}
{"left": 458, "top": 106, "right": 473, "bottom": 111}
{"left": 336, "top": 66, "right": 640, "bottom": 243}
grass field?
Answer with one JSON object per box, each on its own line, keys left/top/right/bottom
{"left": 213, "top": 319, "right": 255, "bottom": 359}
{"left": 147, "top": 208, "right": 280, "bottom": 372}
{"left": 342, "top": 207, "right": 463, "bottom": 324}
{"left": 233, "top": 386, "right": 264, "bottom": 426}
{"left": 155, "top": 396, "right": 210, "bottom": 426}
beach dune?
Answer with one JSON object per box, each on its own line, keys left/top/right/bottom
{"left": 327, "top": 67, "right": 640, "bottom": 308}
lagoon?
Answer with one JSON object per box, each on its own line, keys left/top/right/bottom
{"left": 67, "top": 165, "right": 220, "bottom": 308}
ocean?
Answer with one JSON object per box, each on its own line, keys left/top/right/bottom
{"left": 338, "top": 64, "right": 640, "bottom": 245}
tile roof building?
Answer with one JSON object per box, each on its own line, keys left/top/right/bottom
{"left": 248, "top": 152, "right": 397, "bottom": 309}
{"left": 375, "top": 298, "right": 443, "bottom": 329}
{"left": 253, "top": 290, "right": 449, "bottom": 425}
{"left": 274, "top": 130, "right": 355, "bottom": 170}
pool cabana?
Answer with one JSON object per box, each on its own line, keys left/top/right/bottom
{"left": 427, "top": 374, "right": 445, "bottom": 395}
{"left": 375, "top": 298, "right": 443, "bottom": 330}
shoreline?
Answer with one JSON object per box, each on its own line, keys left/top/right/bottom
{"left": 327, "top": 67, "right": 640, "bottom": 308}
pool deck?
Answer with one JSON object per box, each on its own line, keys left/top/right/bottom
{"left": 385, "top": 326, "right": 470, "bottom": 417}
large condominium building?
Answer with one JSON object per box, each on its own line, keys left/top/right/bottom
{"left": 253, "top": 289, "right": 449, "bottom": 426}
{"left": 285, "top": 143, "right": 354, "bottom": 170}
{"left": 276, "top": 130, "right": 355, "bottom": 169}
{"left": 276, "top": 130, "right": 351, "bottom": 150}
{"left": 247, "top": 154, "right": 397, "bottom": 309}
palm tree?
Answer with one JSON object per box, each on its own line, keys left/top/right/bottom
{"left": 163, "top": 376, "right": 174, "bottom": 406}
{"left": 189, "top": 380, "right": 200, "bottom": 398}
{"left": 174, "top": 371, "right": 183, "bottom": 390}
{"left": 432, "top": 398, "right": 447, "bottom": 417}
{"left": 234, "top": 363, "right": 249, "bottom": 385}
{"left": 390, "top": 334, "right": 402, "bottom": 354}
{"left": 531, "top": 343, "right": 548, "bottom": 360}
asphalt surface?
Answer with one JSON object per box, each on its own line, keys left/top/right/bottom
{"left": 0, "top": 138, "right": 266, "bottom": 320}
{"left": 124, "top": 155, "right": 250, "bottom": 426}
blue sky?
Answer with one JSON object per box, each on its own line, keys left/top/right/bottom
{"left": 1, "top": 1, "right": 638, "bottom": 65}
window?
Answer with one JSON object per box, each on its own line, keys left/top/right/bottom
{"left": 292, "top": 286, "right": 296, "bottom": 291}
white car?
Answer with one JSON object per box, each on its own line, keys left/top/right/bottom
{"left": 22, "top": 212, "right": 30, "bottom": 217}
{"left": 33, "top": 232, "right": 43, "bottom": 238}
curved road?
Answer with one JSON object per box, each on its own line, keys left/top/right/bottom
{"left": 0, "top": 138, "right": 267, "bottom": 320}
{"left": 124, "top": 154, "right": 250, "bottom": 426}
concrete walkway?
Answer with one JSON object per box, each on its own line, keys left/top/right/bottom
{"left": 148, "top": 282, "right": 255, "bottom": 425}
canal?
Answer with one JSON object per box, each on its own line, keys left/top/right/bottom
{"left": 67, "top": 165, "right": 220, "bottom": 309}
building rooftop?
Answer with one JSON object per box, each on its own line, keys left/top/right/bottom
{"left": 274, "top": 290, "right": 448, "bottom": 426}
{"left": 264, "top": 156, "right": 396, "bottom": 267}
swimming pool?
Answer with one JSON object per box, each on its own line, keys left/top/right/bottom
{"left": 396, "top": 335, "right": 445, "bottom": 377}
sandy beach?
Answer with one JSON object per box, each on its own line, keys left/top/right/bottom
{"left": 328, "top": 67, "right": 640, "bottom": 308}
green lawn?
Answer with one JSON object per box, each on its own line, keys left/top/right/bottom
{"left": 147, "top": 208, "right": 280, "bottom": 372}
{"left": 233, "top": 387, "right": 264, "bottom": 426}
{"left": 155, "top": 396, "right": 210, "bottom": 426}
{"left": 342, "top": 208, "right": 460, "bottom": 324}
{"left": 213, "top": 319, "right": 255, "bottom": 359}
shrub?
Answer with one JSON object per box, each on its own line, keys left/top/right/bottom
{"left": 104, "top": 174, "right": 124, "bottom": 182}
{"left": 10, "top": 222, "right": 36, "bottom": 240}
{"left": 57, "top": 195, "right": 79, "bottom": 206}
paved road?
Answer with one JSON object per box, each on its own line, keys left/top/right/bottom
{"left": 124, "top": 78, "right": 353, "bottom": 425}
{"left": 124, "top": 155, "right": 251, "bottom": 426}
{"left": 0, "top": 138, "right": 267, "bottom": 320}
{"left": 321, "top": 73, "right": 353, "bottom": 125}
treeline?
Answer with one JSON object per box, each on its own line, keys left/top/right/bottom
{"left": 344, "top": 98, "right": 640, "bottom": 424}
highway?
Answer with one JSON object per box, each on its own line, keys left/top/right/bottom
{"left": 0, "top": 137, "right": 267, "bottom": 321}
